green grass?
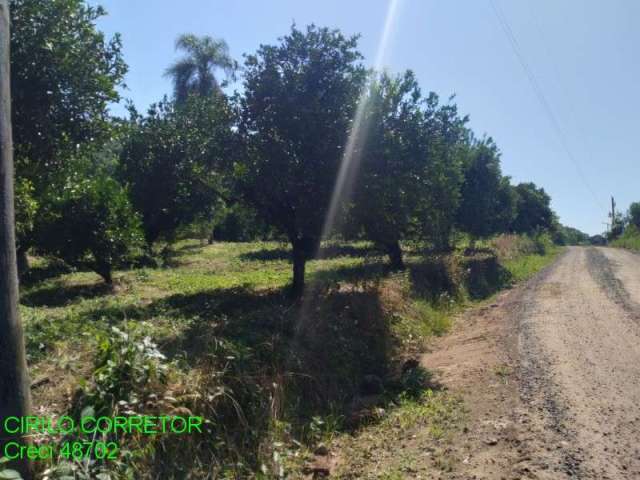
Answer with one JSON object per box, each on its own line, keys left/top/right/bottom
{"left": 611, "top": 226, "right": 640, "bottom": 252}
{"left": 328, "top": 237, "right": 562, "bottom": 478}
{"left": 332, "top": 390, "right": 466, "bottom": 479}
{"left": 502, "top": 245, "right": 561, "bottom": 282}
{"left": 21, "top": 237, "right": 561, "bottom": 479}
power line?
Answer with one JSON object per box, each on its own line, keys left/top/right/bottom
{"left": 489, "top": 0, "right": 604, "bottom": 211}
{"left": 526, "top": 4, "right": 608, "bottom": 211}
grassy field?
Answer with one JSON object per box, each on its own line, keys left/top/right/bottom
{"left": 20, "top": 236, "right": 560, "bottom": 479}
{"left": 610, "top": 226, "right": 640, "bottom": 252}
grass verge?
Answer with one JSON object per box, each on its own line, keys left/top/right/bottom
{"left": 20, "top": 236, "right": 561, "bottom": 479}
{"left": 610, "top": 226, "right": 640, "bottom": 252}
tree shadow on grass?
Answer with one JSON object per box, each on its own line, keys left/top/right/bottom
{"left": 26, "top": 261, "right": 439, "bottom": 477}
{"left": 20, "top": 259, "right": 72, "bottom": 287}
{"left": 157, "top": 286, "right": 295, "bottom": 366}
{"left": 148, "top": 283, "right": 418, "bottom": 432}
{"left": 310, "top": 260, "right": 390, "bottom": 285}
{"left": 239, "top": 243, "right": 379, "bottom": 262}
{"left": 21, "top": 281, "right": 113, "bottom": 307}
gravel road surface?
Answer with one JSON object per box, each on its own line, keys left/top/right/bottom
{"left": 516, "top": 246, "right": 640, "bottom": 479}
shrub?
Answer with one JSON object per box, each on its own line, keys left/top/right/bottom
{"left": 611, "top": 224, "right": 640, "bottom": 252}
{"left": 531, "top": 232, "right": 553, "bottom": 255}
{"left": 36, "top": 173, "right": 144, "bottom": 283}
{"left": 85, "top": 323, "right": 169, "bottom": 415}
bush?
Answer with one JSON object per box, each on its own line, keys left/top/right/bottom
{"left": 611, "top": 225, "right": 640, "bottom": 252}
{"left": 531, "top": 232, "right": 553, "bottom": 255}
{"left": 488, "top": 234, "right": 537, "bottom": 259}
{"left": 85, "top": 323, "right": 169, "bottom": 416}
{"left": 36, "top": 173, "right": 144, "bottom": 283}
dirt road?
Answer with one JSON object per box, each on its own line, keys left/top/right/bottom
{"left": 424, "top": 246, "right": 640, "bottom": 479}
{"left": 516, "top": 246, "right": 640, "bottom": 479}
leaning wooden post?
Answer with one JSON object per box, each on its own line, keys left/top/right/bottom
{"left": 0, "top": 0, "right": 33, "bottom": 477}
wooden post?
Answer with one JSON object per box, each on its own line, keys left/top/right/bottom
{"left": 611, "top": 196, "right": 616, "bottom": 224}
{"left": 0, "top": 0, "right": 33, "bottom": 477}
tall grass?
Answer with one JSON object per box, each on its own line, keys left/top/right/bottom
{"left": 611, "top": 225, "right": 640, "bottom": 252}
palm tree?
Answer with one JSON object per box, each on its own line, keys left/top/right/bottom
{"left": 165, "top": 33, "right": 236, "bottom": 103}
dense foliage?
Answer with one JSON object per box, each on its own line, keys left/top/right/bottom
{"left": 511, "top": 182, "right": 554, "bottom": 234}
{"left": 350, "top": 71, "right": 426, "bottom": 269}
{"left": 35, "top": 171, "right": 143, "bottom": 283}
{"left": 628, "top": 202, "right": 640, "bottom": 230}
{"left": 351, "top": 72, "right": 467, "bottom": 266}
{"left": 456, "top": 139, "right": 516, "bottom": 244}
{"left": 608, "top": 200, "right": 640, "bottom": 249}
{"left": 237, "top": 25, "right": 367, "bottom": 295}
{"left": 10, "top": 0, "right": 126, "bottom": 245}
{"left": 553, "top": 224, "right": 590, "bottom": 245}
{"left": 8, "top": 0, "right": 569, "bottom": 290}
{"left": 119, "top": 95, "right": 234, "bottom": 246}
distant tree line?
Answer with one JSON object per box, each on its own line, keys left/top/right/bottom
{"left": 10, "top": 0, "right": 568, "bottom": 296}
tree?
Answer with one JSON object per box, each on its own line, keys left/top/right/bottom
{"left": 628, "top": 202, "right": 640, "bottom": 230}
{"left": 238, "top": 25, "right": 366, "bottom": 296}
{"left": 511, "top": 182, "right": 554, "bottom": 235}
{"left": 36, "top": 170, "right": 144, "bottom": 284}
{"left": 165, "top": 33, "right": 236, "bottom": 104}
{"left": 212, "top": 203, "right": 275, "bottom": 242}
{"left": 456, "top": 138, "right": 516, "bottom": 245}
{"left": 10, "top": 0, "right": 127, "bottom": 270}
{"left": 119, "top": 95, "right": 234, "bottom": 247}
{"left": 415, "top": 95, "right": 468, "bottom": 251}
{"left": 352, "top": 71, "right": 427, "bottom": 269}
{"left": 553, "top": 224, "right": 589, "bottom": 246}
{"left": 0, "top": 1, "right": 32, "bottom": 477}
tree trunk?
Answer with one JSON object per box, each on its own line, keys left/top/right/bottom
{"left": 0, "top": 2, "right": 33, "bottom": 477}
{"left": 16, "top": 245, "right": 28, "bottom": 277}
{"left": 385, "top": 240, "right": 405, "bottom": 271}
{"left": 291, "top": 240, "right": 307, "bottom": 298}
{"left": 95, "top": 261, "right": 113, "bottom": 285}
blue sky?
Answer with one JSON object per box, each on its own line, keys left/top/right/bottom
{"left": 90, "top": 0, "right": 640, "bottom": 235}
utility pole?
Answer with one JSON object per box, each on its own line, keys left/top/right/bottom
{"left": 611, "top": 196, "right": 616, "bottom": 225}
{"left": 0, "top": 0, "right": 33, "bottom": 478}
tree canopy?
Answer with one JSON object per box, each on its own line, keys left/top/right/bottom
{"left": 238, "top": 24, "right": 367, "bottom": 295}
{"left": 628, "top": 202, "right": 640, "bottom": 230}
{"left": 511, "top": 182, "right": 554, "bottom": 235}
{"left": 457, "top": 138, "right": 516, "bottom": 243}
{"left": 119, "top": 95, "right": 234, "bottom": 246}
{"left": 9, "top": 0, "right": 127, "bottom": 271}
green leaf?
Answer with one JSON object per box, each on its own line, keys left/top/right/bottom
{"left": 0, "top": 469, "right": 23, "bottom": 480}
{"left": 81, "top": 405, "right": 95, "bottom": 419}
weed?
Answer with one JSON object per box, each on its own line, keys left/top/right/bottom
{"left": 493, "top": 364, "right": 513, "bottom": 384}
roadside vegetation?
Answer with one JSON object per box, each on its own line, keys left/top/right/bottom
{"left": 3, "top": 0, "right": 573, "bottom": 478}
{"left": 20, "top": 234, "right": 558, "bottom": 479}
{"left": 609, "top": 202, "right": 640, "bottom": 252}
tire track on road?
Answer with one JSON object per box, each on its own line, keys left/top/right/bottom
{"left": 586, "top": 247, "right": 640, "bottom": 322}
